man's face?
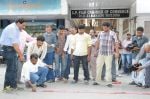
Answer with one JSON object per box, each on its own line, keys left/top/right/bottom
{"left": 89, "top": 30, "right": 95, "bottom": 36}
{"left": 31, "top": 58, "right": 38, "bottom": 65}
{"left": 127, "top": 34, "right": 131, "bottom": 39}
{"left": 136, "top": 31, "right": 143, "bottom": 37}
{"left": 102, "top": 26, "right": 109, "bottom": 32}
{"left": 59, "top": 30, "right": 65, "bottom": 35}
{"left": 78, "top": 29, "right": 84, "bottom": 34}
{"left": 46, "top": 26, "right": 52, "bottom": 33}
{"left": 72, "top": 28, "right": 77, "bottom": 34}
{"left": 37, "top": 41, "right": 44, "bottom": 47}
{"left": 17, "top": 22, "right": 26, "bottom": 30}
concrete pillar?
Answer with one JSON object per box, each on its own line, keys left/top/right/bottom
{"left": 65, "top": 19, "right": 71, "bottom": 28}
{"left": 117, "top": 19, "right": 124, "bottom": 39}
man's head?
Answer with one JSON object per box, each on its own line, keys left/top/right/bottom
{"left": 59, "top": 26, "right": 65, "bottom": 35}
{"left": 102, "top": 22, "right": 111, "bottom": 32}
{"left": 126, "top": 33, "right": 131, "bottom": 40}
{"left": 30, "top": 53, "right": 38, "bottom": 65}
{"left": 78, "top": 24, "right": 85, "bottom": 34}
{"left": 36, "top": 35, "right": 45, "bottom": 47}
{"left": 70, "top": 27, "right": 78, "bottom": 35}
{"left": 89, "top": 29, "right": 95, "bottom": 37}
{"left": 144, "top": 43, "right": 150, "bottom": 53}
{"left": 136, "top": 27, "right": 144, "bottom": 37}
{"left": 16, "top": 18, "right": 26, "bottom": 31}
{"left": 45, "top": 25, "right": 52, "bottom": 33}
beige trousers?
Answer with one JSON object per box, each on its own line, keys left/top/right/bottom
{"left": 95, "top": 54, "right": 113, "bottom": 82}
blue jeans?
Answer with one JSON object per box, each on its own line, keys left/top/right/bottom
{"left": 121, "top": 54, "right": 132, "bottom": 73}
{"left": 46, "top": 68, "right": 55, "bottom": 81}
{"left": 54, "top": 54, "right": 67, "bottom": 78}
{"left": 3, "top": 46, "right": 18, "bottom": 89}
{"left": 44, "top": 52, "right": 54, "bottom": 65}
{"left": 73, "top": 55, "right": 90, "bottom": 81}
{"left": 64, "top": 54, "right": 71, "bottom": 79}
{"left": 30, "top": 67, "right": 48, "bottom": 85}
{"left": 44, "top": 52, "right": 55, "bottom": 80}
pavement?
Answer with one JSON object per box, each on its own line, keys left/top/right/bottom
{"left": 0, "top": 64, "right": 150, "bottom": 99}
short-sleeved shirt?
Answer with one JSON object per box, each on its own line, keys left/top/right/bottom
{"left": 72, "top": 33, "right": 92, "bottom": 56}
{"left": 0, "top": 23, "right": 20, "bottom": 46}
{"left": 98, "top": 31, "right": 118, "bottom": 56}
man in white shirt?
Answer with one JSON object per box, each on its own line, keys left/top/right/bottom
{"left": 63, "top": 27, "right": 78, "bottom": 80}
{"left": 27, "top": 35, "right": 47, "bottom": 61}
{"left": 121, "top": 33, "right": 132, "bottom": 74}
{"left": 71, "top": 24, "right": 92, "bottom": 84}
{"left": 21, "top": 53, "right": 49, "bottom": 92}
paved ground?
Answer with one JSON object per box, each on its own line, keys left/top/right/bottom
{"left": 0, "top": 64, "right": 150, "bottom": 99}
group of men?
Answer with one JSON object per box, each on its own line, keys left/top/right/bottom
{"left": 0, "top": 18, "right": 149, "bottom": 92}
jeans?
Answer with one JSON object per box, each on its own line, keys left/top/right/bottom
{"left": 3, "top": 46, "right": 18, "bottom": 89}
{"left": 121, "top": 54, "right": 132, "bottom": 73}
{"left": 30, "top": 67, "right": 48, "bottom": 85}
{"left": 46, "top": 68, "right": 55, "bottom": 81}
{"left": 44, "top": 52, "right": 54, "bottom": 65}
{"left": 54, "top": 54, "right": 67, "bottom": 78}
{"left": 44, "top": 52, "right": 55, "bottom": 80}
{"left": 73, "top": 55, "right": 90, "bottom": 81}
{"left": 64, "top": 54, "right": 71, "bottom": 79}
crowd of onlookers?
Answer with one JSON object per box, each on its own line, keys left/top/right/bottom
{"left": 0, "top": 19, "right": 149, "bottom": 92}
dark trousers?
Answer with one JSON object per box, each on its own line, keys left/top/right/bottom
{"left": 3, "top": 46, "right": 18, "bottom": 89}
{"left": 73, "top": 55, "right": 89, "bottom": 81}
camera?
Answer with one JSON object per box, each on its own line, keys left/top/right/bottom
{"left": 129, "top": 63, "right": 142, "bottom": 71}
{"left": 126, "top": 41, "right": 138, "bottom": 51}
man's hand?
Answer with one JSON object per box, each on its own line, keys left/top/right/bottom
{"left": 136, "top": 66, "right": 143, "bottom": 72}
{"left": 94, "top": 51, "right": 98, "bottom": 57}
{"left": 87, "top": 55, "right": 91, "bottom": 62}
{"left": 71, "top": 54, "right": 74, "bottom": 60}
{"left": 132, "top": 47, "right": 140, "bottom": 51}
{"left": 47, "top": 65, "right": 53, "bottom": 69}
{"left": 19, "top": 54, "right": 24, "bottom": 62}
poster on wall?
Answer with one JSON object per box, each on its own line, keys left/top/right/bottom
{"left": 0, "top": 0, "right": 61, "bottom": 15}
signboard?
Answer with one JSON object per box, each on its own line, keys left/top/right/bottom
{"left": 0, "top": 0, "right": 61, "bottom": 15}
{"left": 71, "top": 9, "right": 129, "bottom": 18}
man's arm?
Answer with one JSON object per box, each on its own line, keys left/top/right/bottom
{"left": 13, "top": 43, "right": 24, "bottom": 61}
{"left": 40, "top": 42, "right": 47, "bottom": 61}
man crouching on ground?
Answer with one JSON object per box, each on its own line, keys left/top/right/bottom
{"left": 21, "top": 53, "right": 49, "bottom": 92}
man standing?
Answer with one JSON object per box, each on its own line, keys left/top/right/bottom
{"left": 43, "top": 25, "right": 57, "bottom": 82}
{"left": 71, "top": 24, "right": 92, "bottom": 84}
{"left": 93, "top": 22, "right": 119, "bottom": 87}
{"left": 121, "top": 33, "right": 132, "bottom": 74}
{"left": 0, "top": 19, "right": 25, "bottom": 90}
{"left": 63, "top": 27, "right": 78, "bottom": 81}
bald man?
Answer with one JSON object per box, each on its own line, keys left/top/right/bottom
{"left": 133, "top": 42, "right": 150, "bottom": 88}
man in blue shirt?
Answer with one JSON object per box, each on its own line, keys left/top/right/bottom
{"left": 0, "top": 18, "right": 25, "bottom": 91}
{"left": 129, "top": 27, "right": 149, "bottom": 85}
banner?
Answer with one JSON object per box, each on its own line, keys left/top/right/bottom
{"left": 71, "top": 9, "right": 129, "bottom": 18}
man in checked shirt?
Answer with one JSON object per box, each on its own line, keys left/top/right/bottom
{"left": 93, "top": 22, "right": 119, "bottom": 87}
